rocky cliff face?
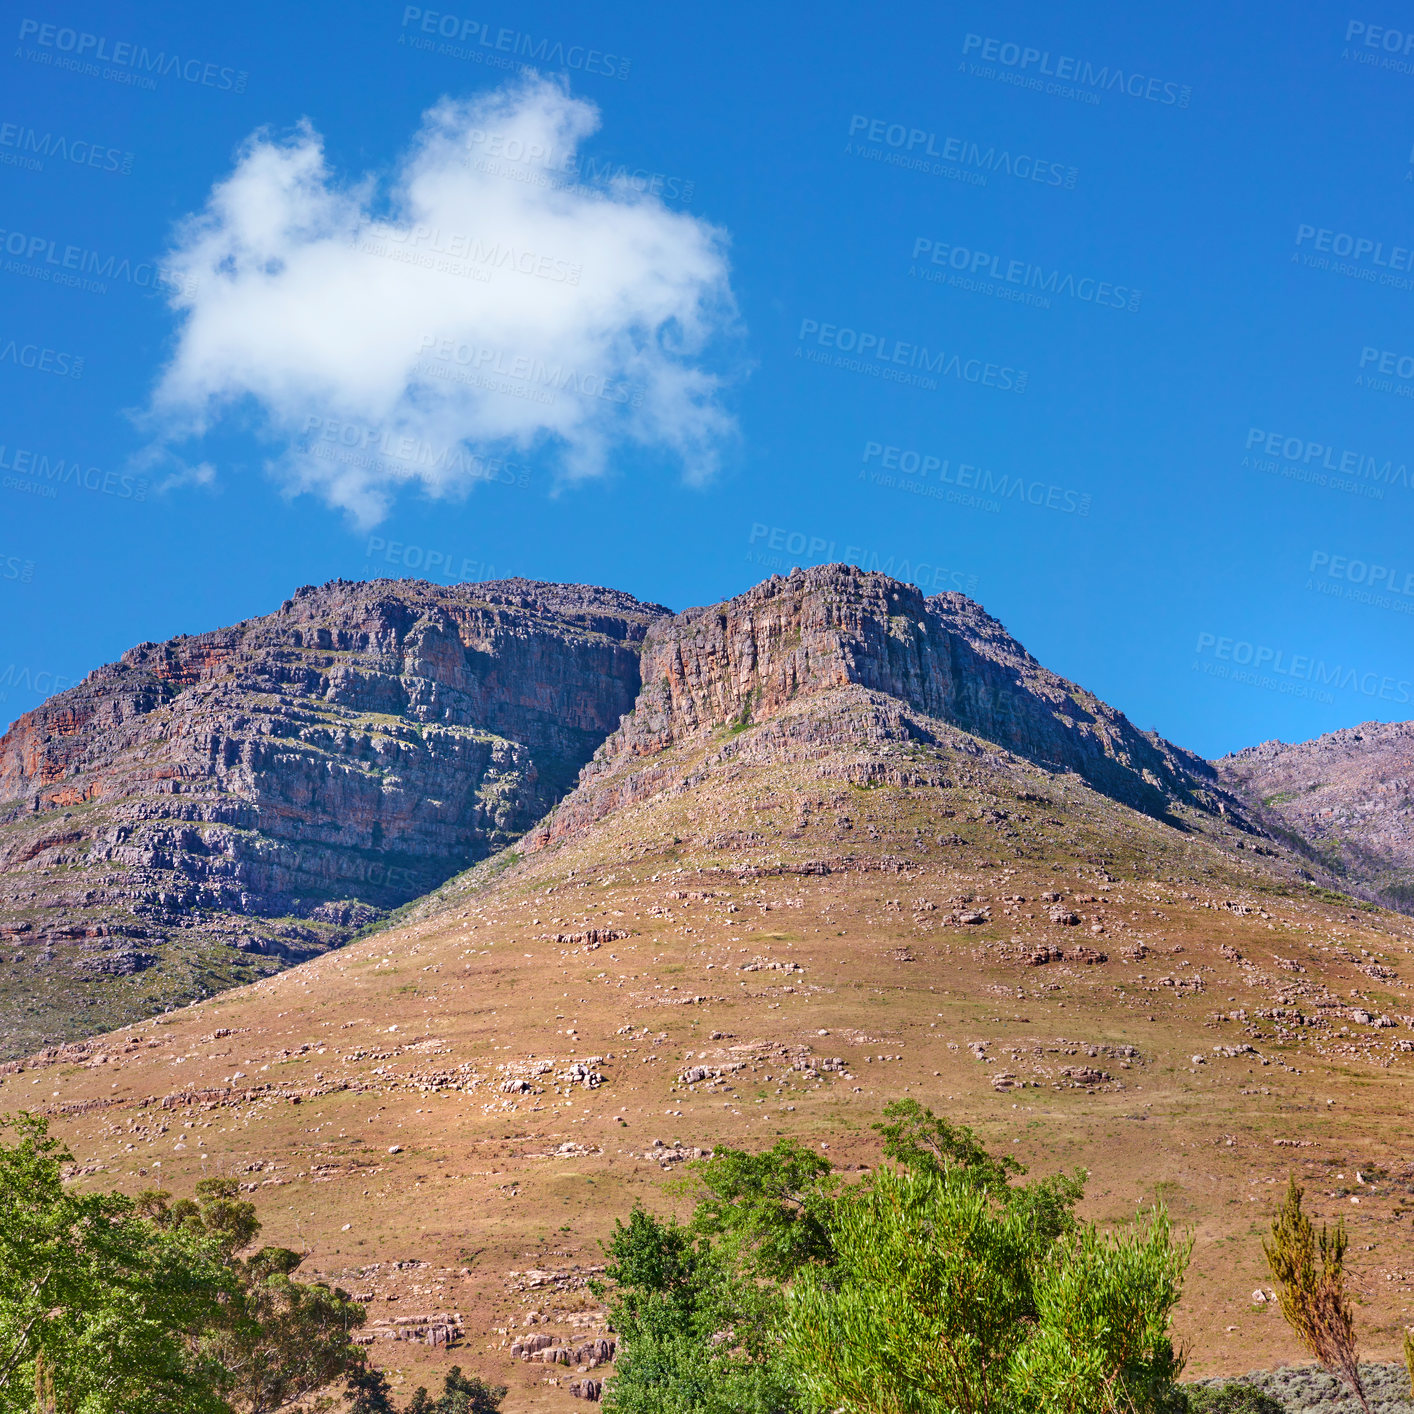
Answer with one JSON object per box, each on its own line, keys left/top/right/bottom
{"left": 538, "top": 564, "right": 1250, "bottom": 845}
{"left": 0, "top": 578, "right": 667, "bottom": 1054}
{"left": 1217, "top": 721, "right": 1414, "bottom": 910}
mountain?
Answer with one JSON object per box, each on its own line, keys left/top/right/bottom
{"left": 1217, "top": 721, "right": 1414, "bottom": 912}
{"left": 16, "top": 564, "right": 1414, "bottom": 1404}
{"left": 537, "top": 564, "right": 1255, "bottom": 847}
{"left": 0, "top": 578, "right": 668, "bottom": 1058}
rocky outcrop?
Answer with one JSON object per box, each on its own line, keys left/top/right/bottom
{"left": 0, "top": 578, "right": 667, "bottom": 1054}
{"left": 539, "top": 564, "right": 1249, "bottom": 845}
{"left": 1217, "top": 721, "right": 1414, "bottom": 910}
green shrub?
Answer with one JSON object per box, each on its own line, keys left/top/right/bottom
{"left": 1184, "top": 1382, "right": 1286, "bottom": 1414}
{"left": 781, "top": 1165, "right": 1189, "bottom": 1414}
{"left": 1263, "top": 1178, "right": 1368, "bottom": 1412}
{"left": 598, "top": 1102, "right": 1191, "bottom": 1414}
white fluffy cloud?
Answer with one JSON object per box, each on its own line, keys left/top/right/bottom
{"left": 146, "top": 76, "right": 738, "bottom": 524}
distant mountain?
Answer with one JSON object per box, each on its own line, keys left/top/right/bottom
{"left": 0, "top": 578, "right": 667, "bottom": 1056}
{"left": 1217, "top": 721, "right": 1414, "bottom": 912}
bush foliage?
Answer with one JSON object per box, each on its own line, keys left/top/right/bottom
{"left": 595, "top": 1098, "right": 1192, "bottom": 1414}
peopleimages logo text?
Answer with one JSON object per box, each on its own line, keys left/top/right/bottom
{"left": 846, "top": 115, "right": 1077, "bottom": 188}
{"left": 0, "top": 337, "right": 83, "bottom": 378}
{"left": 1359, "top": 345, "right": 1414, "bottom": 378}
{"left": 1346, "top": 20, "right": 1414, "bottom": 54}
{"left": 1309, "top": 550, "right": 1414, "bottom": 598}
{"left": 1243, "top": 428, "right": 1412, "bottom": 491}
{"left": 350, "top": 222, "right": 581, "bottom": 284}
{"left": 0, "top": 443, "right": 148, "bottom": 500}
{"left": 302, "top": 417, "right": 533, "bottom": 487}
{"left": 463, "top": 129, "right": 694, "bottom": 201}
{"left": 365, "top": 536, "right": 496, "bottom": 581}
{"left": 1343, "top": 19, "right": 1414, "bottom": 73}
{"left": 960, "top": 34, "right": 1191, "bottom": 105}
{"left": 1194, "top": 631, "right": 1412, "bottom": 703}
{"left": 746, "top": 524, "right": 977, "bottom": 595}
{"left": 796, "top": 319, "right": 1026, "bottom": 392}
{"left": 0, "top": 122, "right": 133, "bottom": 175}
{"left": 1295, "top": 224, "right": 1414, "bottom": 271}
{"left": 0, "top": 228, "right": 193, "bottom": 296}
{"left": 16, "top": 20, "right": 248, "bottom": 91}
{"left": 0, "top": 665, "right": 73, "bottom": 697}
{"left": 399, "top": 8, "right": 630, "bottom": 79}
{"left": 861, "top": 442, "right": 1090, "bottom": 515}
{"left": 910, "top": 238, "right": 1140, "bottom": 311}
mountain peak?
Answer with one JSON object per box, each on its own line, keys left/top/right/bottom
{"left": 534, "top": 565, "right": 1246, "bottom": 851}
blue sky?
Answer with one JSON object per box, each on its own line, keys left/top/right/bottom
{"left": 3, "top": 0, "right": 1413, "bottom": 759}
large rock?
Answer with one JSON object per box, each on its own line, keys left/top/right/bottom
{"left": 0, "top": 578, "right": 667, "bottom": 1055}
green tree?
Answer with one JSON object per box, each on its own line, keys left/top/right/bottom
{"left": 143, "top": 1176, "right": 368, "bottom": 1414}
{"left": 687, "top": 1138, "right": 837, "bottom": 1282}
{"left": 594, "top": 1207, "right": 797, "bottom": 1414}
{"left": 211, "top": 1265, "right": 368, "bottom": 1414}
{"left": 430, "top": 1365, "right": 505, "bottom": 1413}
{"left": 1003, "top": 1169, "right": 1089, "bottom": 1249}
{"left": 0, "top": 1112, "right": 232, "bottom": 1414}
{"left": 875, "top": 1100, "right": 1086, "bottom": 1245}
{"left": 782, "top": 1166, "right": 1188, "bottom": 1414}
{"left": 343, "top": 1363, "right": 399, "bottom": 1414}
{"left": 873, "top": 1099, "right": 1023, "bottom": 1189}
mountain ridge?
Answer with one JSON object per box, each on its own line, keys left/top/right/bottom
{"left": 535, "top": 564, "right": 1254, "bottom": 851}
{"left": 0, "top": 562, "right": 1397, "bottom": 1059}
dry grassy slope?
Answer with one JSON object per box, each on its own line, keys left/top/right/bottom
{"left": 11, "top": 692, "right": 1414, "bottom": 1410}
